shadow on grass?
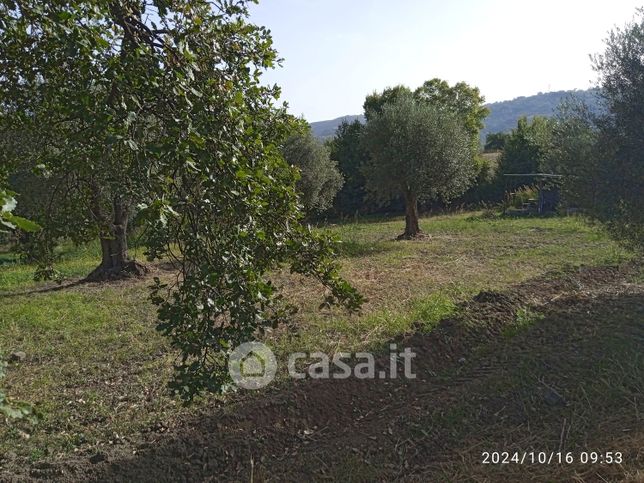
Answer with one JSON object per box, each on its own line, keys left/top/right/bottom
{"left": 0, "top": 277, "right": 88, "bottom": 299}
{"left": 23, "top": 265, "right": 641, "bottom": 482}
{"left": 336, "top": 239, "right": 398, "bottom": 258}
{"left": 317, "top": 212, "right": 404, "bottom": 228}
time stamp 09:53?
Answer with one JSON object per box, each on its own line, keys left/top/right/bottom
{"left": 481, "top": 451, "right": 624, "bottom": 465}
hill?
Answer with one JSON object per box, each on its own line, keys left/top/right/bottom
{"left": 309, "top": 114, "right": 364, "bottom": 139}
{"left": 310, "top": 88, "right": 601, "bottom": 142}
{"left": 480, "top": 88, "right": 601, "bottom": 140}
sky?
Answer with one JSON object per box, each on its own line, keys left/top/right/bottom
{"left": 249, "top": 0, "right": 643, "bottom": 122}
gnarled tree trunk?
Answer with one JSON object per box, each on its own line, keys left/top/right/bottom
{"left": 86, "top": 194, "right": 146, "bottom": 281}
{"left": 399, "top": 190, "right": 421, "bottom": 239}
{"left": 84, "top": 6, "right": 149, "bottom": 282}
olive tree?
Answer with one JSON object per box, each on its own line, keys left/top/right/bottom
{"left": 281, "top": 128, "right": 343, "bottom": 214}
{"left": 0, "top": 0, "right": 362, "bottom": 399}
{"left": 552, "top": 9, "right": 644, "bottom": 250}
{"left": 361, "top": 96, "right": 474, "bottom": 238}
{"left": 589, "top": 9, "right": 644, "bottom": 249}
{"left": 414, "top": 79, "right": 489, "bottom": 154}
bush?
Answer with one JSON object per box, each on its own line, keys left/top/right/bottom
{"left": 508, "top": 186, "right": 539, "bottom": 209}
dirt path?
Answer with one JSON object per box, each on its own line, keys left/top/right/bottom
{"left": 5, "top": 265, "right": 643, "bottom": 482}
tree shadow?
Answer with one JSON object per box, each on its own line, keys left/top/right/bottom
{"left": 336, "top": 239, "right": 398, "bottom": 258}
{"left": 0, "top": 267, "right": 153, "bottom": 299}
{"left": 0, "top": 278, "right": 89, "bottom": 299}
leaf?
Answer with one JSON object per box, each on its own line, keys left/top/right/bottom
{"left": 0, "top": 218, "right": 16, "bottom": 230}
{"left": 189, "top": 86, "right": 203, "bottom": 98}
{"left": 1, "top": 213, "right": 42, "bottom": 232}
{"left": 0, "top": 193, "right": 17, "bottom": 214}
{"left": 153, "top": 0, "right": 170, "bottom": 16}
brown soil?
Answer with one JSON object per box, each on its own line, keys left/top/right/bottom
{"left": 2, "top": 264, "right": 642, "bottom": 482}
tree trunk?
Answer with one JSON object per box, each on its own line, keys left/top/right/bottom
{"left": 86, "top": 196, "right": 146, "bottom": 281}
{"left": 84, "top": 8, "right": 147, "bottom": 282}
{"left": 98, "top": 203, "right": 129, "bottom": 271}
{"left": 399, "top": 190, "right": 421, "bottom": 239}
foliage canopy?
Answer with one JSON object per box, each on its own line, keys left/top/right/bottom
{"left": 553, "top": 9, "right": 644, "bottom": 250}
{"left": 0, "top": 0, "right": 362, "bottom": 399}
{"left": 281, "top": 128, "right": 343, "bottom": 214}
{"left": 328, "top": 120, "right": 370, "bottom": 216}
{"left": 361, "top": 96, "right": 474, "bottom": 237}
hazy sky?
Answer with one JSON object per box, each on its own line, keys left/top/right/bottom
{"left": 249, "top": 0, "right": 642, "bottom": 121}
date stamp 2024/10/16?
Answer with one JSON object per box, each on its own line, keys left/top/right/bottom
{"left": 481, "top": 451, "right": 624, "bottom": 465}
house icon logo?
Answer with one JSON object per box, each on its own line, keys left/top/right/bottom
{"left": 228, "top": 342, "right": 277, "bottom": 390}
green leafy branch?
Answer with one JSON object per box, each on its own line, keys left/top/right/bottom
{"left": 0, "top": 190, "right": 41, "bottom": 233}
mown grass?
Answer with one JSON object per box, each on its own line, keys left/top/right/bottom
{"left": 277, "top": 212, "right": 630, "bottom": 352}
{"left": 0, "top": 211, "right": 635, "bottom": 463}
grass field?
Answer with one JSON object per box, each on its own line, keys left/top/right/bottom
{"left": 0, "top": 211, "right": 641, "bottom": 480}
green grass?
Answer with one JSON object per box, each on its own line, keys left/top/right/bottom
{"left": 278, "top": 212, "right": 631, "bottom": 353}
{"left": 0, "top": 210, "right": 636, "bottom": 463}
{"left": 0, "top": 237, "right": 150, "bottom": 292}
{"left": 502, "top": 307, "right": 545, "bottom": 338}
